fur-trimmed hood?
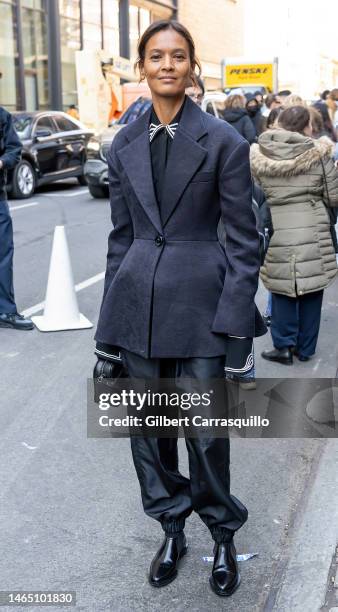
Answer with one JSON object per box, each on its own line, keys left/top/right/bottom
{"left": 250, "top": 129, "right": 335, "bottom": 177}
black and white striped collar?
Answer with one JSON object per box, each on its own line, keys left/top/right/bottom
{"left": 149, "top": 121, "right": 178, "bottom": 142}
{"left": 149, "top": 98, "right": 185, "bottom": 143}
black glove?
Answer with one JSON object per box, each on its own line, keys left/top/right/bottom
{"left": 93, "top": 342, "right": 128, "bottom": 404}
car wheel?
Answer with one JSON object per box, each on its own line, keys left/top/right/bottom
{"left": 77, "top": 174, "right": 87, "bottom": 186}
{"left": 88, "top": 185, "right": 108, "bottom": 198}
{"left": 11, "top": 160, "right": 36, "bottom": 199}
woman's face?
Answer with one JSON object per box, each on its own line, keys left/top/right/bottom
{"left": 185, "top": 85, "right": 203, "bottom": 106}
{"left": 141, "top": 28, "right": 192, "bottom": 99}
{"left": 247, "top": 100, "right": 259, "bottom": 113}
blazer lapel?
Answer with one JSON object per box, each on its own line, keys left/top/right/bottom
{"left": 117, "top": 111, "right": 163, "bottom": 234}
{"left": 160, "top": 96, "right": 208, "bottom": 227}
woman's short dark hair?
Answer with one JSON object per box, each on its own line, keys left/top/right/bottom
{"left": 278, "top": 105, "right": 310, "bottom": 134}
{"left": 309, "top": 106, "right": 324, "bottom": 137}
{"left": 265, "top": 94, "right": 279, "bottom": 109}
{"left": 321, "top": 89, "right": 330, "bottom": 100}
{"left": 224, "top": 94, "right": 245, "bottom": 110}
{"left": 135, "top": 20, "right": 201, "bottom": 85}
{"left": 278, "top": 89, "right": 292, "bottom": 97}
{"left": 313, "top": 101, "right": 337, "bottom": 141}
{"left": 266, "top": 106, "right": 283, "bottom": 129}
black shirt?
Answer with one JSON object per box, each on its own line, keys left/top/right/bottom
{"left": 149, "top": 98, "right": 185, "bottom": 213}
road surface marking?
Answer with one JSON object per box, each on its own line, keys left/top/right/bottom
{"left": 22, "top": 271, "right": 105, "bottom": 317}
{"left": 75, "top": 272, "right": 105, "bottom": 291}
{"left": 47, "top": 188, "right": 88, "bottom": 198}
{"left": 10, "top": 201, "right": 39, "bottom": 211}
{"left": 312, "top": 358, "right": 322, "bottom": 373}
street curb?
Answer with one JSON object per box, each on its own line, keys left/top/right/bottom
{"left": 271, "top": 439, "right": 338, "bottom": 611}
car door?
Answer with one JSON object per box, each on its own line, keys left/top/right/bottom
{"left": 32, "top": 115, "right": 60, "bottom": 175}
{"left": 53, "top": 115, "right": 86, "bottom": 173}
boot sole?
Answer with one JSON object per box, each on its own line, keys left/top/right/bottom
{"left": 149, "top": 546, "right": 188, "bottom": 588}
{"left": 209, "top": 572, "right": 241, "bottom": 597}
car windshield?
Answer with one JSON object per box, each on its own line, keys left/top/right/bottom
{"left": 13, "top": 115, "right": 33, "bottom": 140}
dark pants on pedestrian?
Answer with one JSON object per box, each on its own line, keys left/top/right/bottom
{"left": 271, "top": 290, "right": 324, "bottom": 358}
{"left": 0, "top": 199, "right": 16, "bottom": 314}
{"left": 121, "top": 349, "right": 248, "bottom": 544}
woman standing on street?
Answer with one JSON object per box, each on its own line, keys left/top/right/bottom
{"left": 95, "top": 20, "right": 265, "bottom": 597}
{"left": 251, "top": 105, "right": 338, "bottom": 365}
{"left": 222, "top": 94, "right": 257, "bottom": 144}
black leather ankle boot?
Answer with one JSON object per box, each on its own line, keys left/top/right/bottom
{"left": 261, "top": 347, "right": 293, "bottom": 365}
{"left": 209, "top": 540, "right": 240, "bottom": 597}
{"left": 149, "top": 532, "right": 187, "bottom": 587}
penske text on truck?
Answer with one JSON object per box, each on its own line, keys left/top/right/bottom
{"left": 221, "top": 57, "right": 278, "bottom": 93}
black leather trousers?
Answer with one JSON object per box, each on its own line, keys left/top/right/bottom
{"left": 121, "top": 349, "right": 248, "bottom": 543}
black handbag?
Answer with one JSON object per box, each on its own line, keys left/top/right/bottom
{"left": 93, "top": 346, "right": 128, "bottom": 404}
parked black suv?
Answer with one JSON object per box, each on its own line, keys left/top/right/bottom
{"left": 84, "top": 97, "right": 152, "bottom": 198}
{"left": 9, "top": 111, "right": 94, "bottom": 198}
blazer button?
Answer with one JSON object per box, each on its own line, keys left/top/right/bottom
{"left": 155, "top": 234, "right": 164, "bottom": 247}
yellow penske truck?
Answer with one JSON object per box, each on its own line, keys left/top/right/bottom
{"left": 221, "top": 57, "right": 279, "bottom": 95}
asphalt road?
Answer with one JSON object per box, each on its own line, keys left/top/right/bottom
{"left": 0, "top": 179, "right": 337, "bottom": 611}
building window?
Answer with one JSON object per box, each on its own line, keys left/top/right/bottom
{"left": 102, "top": 0, "right": 119, "bottom": 56}
{"left": 129, "top": 5, "right": 150, "bottom": 61}
{"left": 21, "top": 0, "right": 43, "bottom": 7}
{"left": 0, "top": 0, "right": 20, "bottom": 110}
{"left": 60, "top": 0, "right": 81, "bottom": 109}
{"left": 59, "top": 0, "right": 80, "bottom": 20}
{"left": 82, "top": 0, "right": 102, "bottom": 50}
{"left": 21, "top": 1, "right": 49, "bottom": 110}
{"left": 129, "top": 2, "right": 174, "bottom": 62}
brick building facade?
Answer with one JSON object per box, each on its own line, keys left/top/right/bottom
{"left": 178, "top": 0, "right": 244, "bottom": 89}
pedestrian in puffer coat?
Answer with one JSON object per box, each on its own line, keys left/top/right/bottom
{"left": 222, "top": 95, "right": 256, "bottom": 144}
{"left": 250, "top": 105, "right": 338, "bottom": 365}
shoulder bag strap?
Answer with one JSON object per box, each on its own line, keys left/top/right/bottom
{"left": 319, "top": 157, "right": 331, "bottom": 205}
{"left": 320, "top": 156, "right": 338, "bottom": 251}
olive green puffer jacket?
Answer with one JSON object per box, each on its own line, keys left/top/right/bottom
{"left": 250, "top": 129, "right": 338, "bottom": 297}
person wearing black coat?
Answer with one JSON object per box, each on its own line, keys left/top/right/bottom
{"left": 95, "top": 20, "right": 266, "bottom": 597}
{"left": 245, "top": 93, "right": 264, "bottom": 137}
{"left": 0, "top": 107, "right": 34, "bottom": 330}
{"left": 222, "top": 94, "right": 256, "bottom": 144}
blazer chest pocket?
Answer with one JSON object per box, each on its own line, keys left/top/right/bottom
{"left": 191, "top": 170, "right": 215, "bottom": 183}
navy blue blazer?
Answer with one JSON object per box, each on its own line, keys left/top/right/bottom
{"left": 95, "top": 95, "right": 266, "bottom": 358}
{"left": 0, "top": 107, "right": 22, "bottom": 200}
